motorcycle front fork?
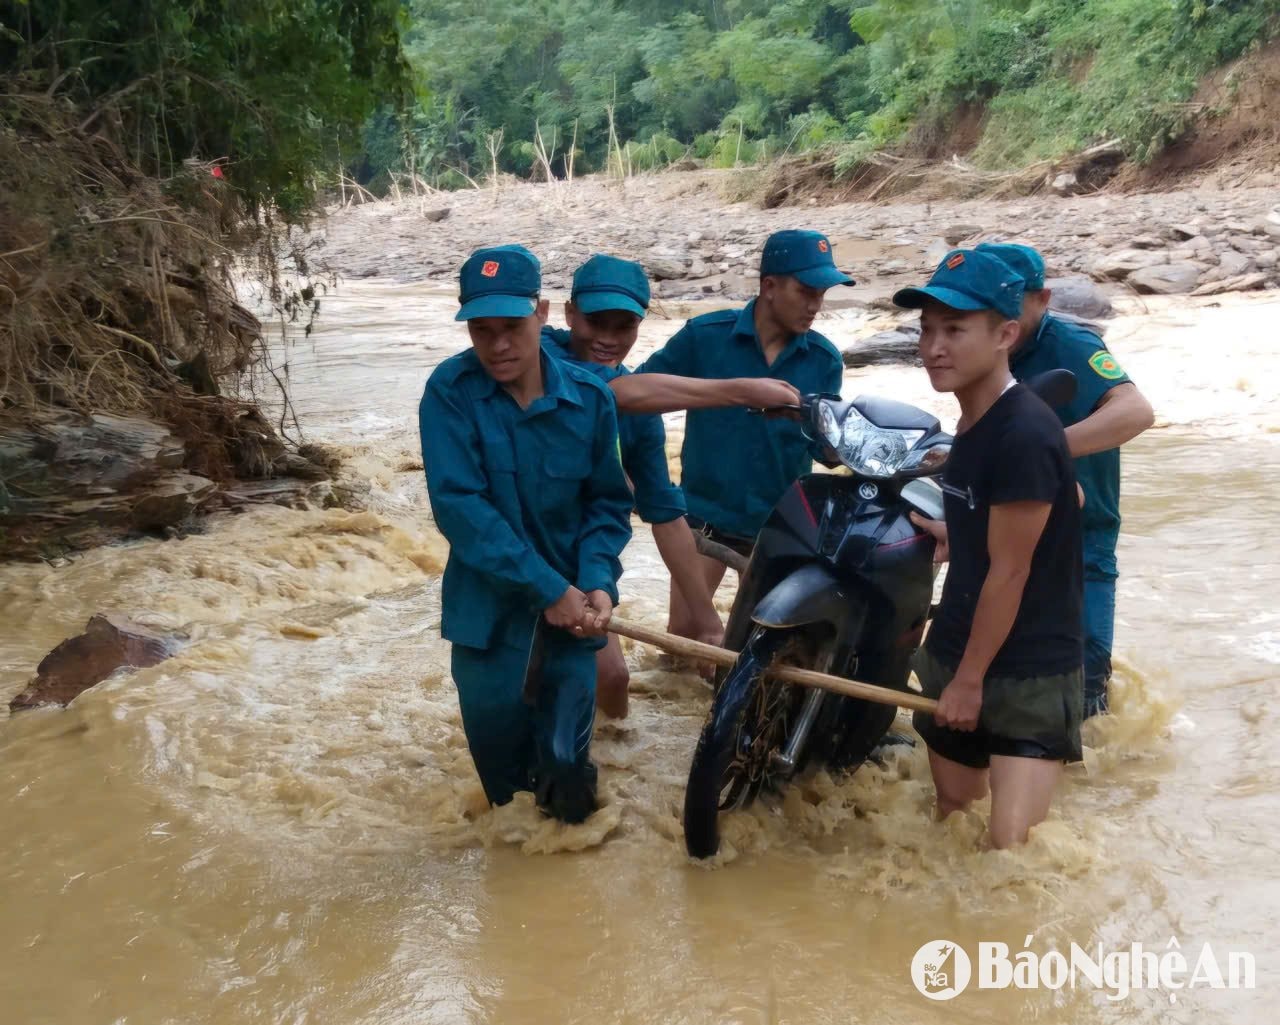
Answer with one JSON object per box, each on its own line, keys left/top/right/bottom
{"left": 769, "top": 688, "right": 825, "bottom": 776}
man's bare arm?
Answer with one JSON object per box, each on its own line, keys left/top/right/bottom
{"left": 934, "top": 499, "right": 1052, "bottom": 730}
{"left": 609, "top": 374, "right": 799, "bottom": 414}
{"left": 957, "top": 501, "right": 1052, "bottom": 681}
{"left": 1064, "top": 382, "right": 1154, "bottom": 458}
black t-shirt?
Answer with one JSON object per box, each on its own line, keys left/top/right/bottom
{"left": 926, "top": 384, "right": 1084, "bottom": 677}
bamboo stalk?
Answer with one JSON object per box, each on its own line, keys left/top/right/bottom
{"left": 608, "top": 617, "right": 937, "bottom": 715}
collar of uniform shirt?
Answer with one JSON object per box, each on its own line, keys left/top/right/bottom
{"left": 472, "top": 347, "right": 584, "bottom": 410}
{"left": 1011, "top": 309, "right": 1054, "bottom": 368}
{"left": 730, "top": 298, "right": 813, "bottom": 351}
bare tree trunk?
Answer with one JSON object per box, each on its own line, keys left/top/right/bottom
{"left": 485, "top": 128, "right": 505, "bottom": 204}
{"left": 532, "top": 121, "right": 556, "bottom": 183}
{"left": 605, "top": 104, "right": 626, "bottom": 180}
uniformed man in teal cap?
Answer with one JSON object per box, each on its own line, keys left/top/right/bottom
{"left": 419, "top": 244, "right": 633, "bottom": 823}
{"left": 611, "top": 229, "right": 851, "bottom": 623}
{"left": 895, "top": 247, "right": 1085, "bottom": 848}
{"left": 541, "top": 254, "right": 725, "bottom": 717}
{"left": 975, "top": 242, "right": 1154, "bottom": 718}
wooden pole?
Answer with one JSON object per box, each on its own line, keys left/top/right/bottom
{"left": 608, "top": 617, "right": 938, "bottom": 715}
{"left": 692, "top": 533, "right": 748, "bottom": 574}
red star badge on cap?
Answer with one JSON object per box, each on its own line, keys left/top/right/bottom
{"left": 481, "top": 261, "right": 500, "bottom": 278}
{"left": 817, "top": 239, "right": 829, "bottom": 253}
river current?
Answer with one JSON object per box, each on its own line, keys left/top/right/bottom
{"left": 2, "top": 284, "right": 1277, "bottom": 1023}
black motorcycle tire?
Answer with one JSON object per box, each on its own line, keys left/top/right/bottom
{"left": 683, "top": 626, "right": 783, "bottom": 859}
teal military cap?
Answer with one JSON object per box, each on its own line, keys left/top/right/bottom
{"left": 456, "top": 244, "right": 541, "bottom": 321}
{"left": 571, "top": 254, "right": 650, "bottom": 318}
{"left": 893, "top": 248, "right": 1025, "bottom": 320}
{"left": 760, "top": 229, "right": 855, "bottom": 289}
{"left": 975, "top": 242, "right": 1046, "bottom": 291}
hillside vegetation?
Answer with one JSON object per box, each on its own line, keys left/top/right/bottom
{"left": 371, "top": 0, "right": 1277, "bottom": 187}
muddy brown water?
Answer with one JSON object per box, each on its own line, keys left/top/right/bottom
{"left": 2, "top": 285, "right": 1278, "bottom": 1024}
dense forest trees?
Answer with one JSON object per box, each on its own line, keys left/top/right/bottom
{"left": 2, "top": 0, "right": 1275, "bottom": 204}
{"left": 3, "top": 0, "right": 411, "bottom": 216}
{"left": 369, "top": 0, "right": 1275, "bottom": 187}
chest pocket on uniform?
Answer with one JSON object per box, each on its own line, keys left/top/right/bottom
{"left": 541, "top": 449, "right": 592, "bottom": 508}
{"left": 480, "top": 439, "right": 519, "bottom": 511}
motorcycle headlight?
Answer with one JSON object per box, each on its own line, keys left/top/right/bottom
{"left": 815, "top": 400, "right": 842, "bottom": 450}
{"left": 836, "top": 405, "right": 924, "bottom": 478}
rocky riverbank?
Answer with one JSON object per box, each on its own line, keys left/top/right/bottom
{"left": 0, "top": 408, "right": 359, "bottom": 561}
{"left": 10, "top": 168, "right": 1276, "bottom": 560}
{"left": 314, "top": 168, "right": 1280, "bottom": 317}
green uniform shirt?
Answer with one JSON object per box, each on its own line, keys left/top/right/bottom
{"left": 637, "top": 300, "right": 844, "bottom": 538}
{"left": 541, "top": 326, "right": 686, "bottom": 525}
{"left": 419, "top": 348, "right": 634, "bottom": 650}
{"left": 1010, "top": 312, "right": 1132, "bottom": 577}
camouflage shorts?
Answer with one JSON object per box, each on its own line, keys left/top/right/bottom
{"left": 910, "top": 646, "right": 1084, "bottom": 769}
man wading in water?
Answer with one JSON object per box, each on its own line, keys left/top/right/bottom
{"left": 541, "top": 254, "right": 725, "bottom": 717}
{"left": 976, "top": 242, "right": 1154, "bottom": 718}
{"left": 419, "top": 245, "right": 632, "bottom": 823}
{"left": 896, "top": 249, "right": 1085, "bottom": 849}
{"left": 610, "top": 229, "right": 852, "bottom": 633}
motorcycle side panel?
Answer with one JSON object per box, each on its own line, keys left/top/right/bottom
{"left": 723, "top": 473, "right": 936, "bottom": 677}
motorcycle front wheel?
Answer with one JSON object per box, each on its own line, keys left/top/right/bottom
{"left": 682, "top": 626, "right": 836, "bottom": 859}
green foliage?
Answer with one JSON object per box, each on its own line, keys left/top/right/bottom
{"left": 364, "top": 0, "right": 1276, "bottom": 184}
{"left": 846, "top": 0, "right": 1277, "bottom": 167}
{"left": 6, "top": 0, "right": 1270, "bottom": 202}
{"left": 4, "top": 0, "right": 410, "bottom": 218}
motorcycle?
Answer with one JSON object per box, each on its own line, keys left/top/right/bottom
{"left": 682, "top": 371, "right": 1075, "bottom": 859}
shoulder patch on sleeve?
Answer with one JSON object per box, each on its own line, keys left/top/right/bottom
{"left": 1088, "top": 350, "right": 1126, "bottom": 380}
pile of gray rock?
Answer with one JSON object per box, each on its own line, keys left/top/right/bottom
{"left": 842, "top": 275, "right": 1113, "bottom": 369}
{"left": 1088, "top": 210, "right": 1280, "bottom": 296}
{"left": 314, "top": 173, "right": 1279, "bottom": 308}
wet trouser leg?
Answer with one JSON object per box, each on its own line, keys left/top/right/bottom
{"left": 531, "top": 631, "right": 599, "bottom": 824}
{"left": 450, "top": 629, "right": 599, "bottom": 822}
{"left": 1082, "top": 574, "right": 1116, "bottom": 719}
{"left": 451, "top": 641, "right": 536, "bottom": 807}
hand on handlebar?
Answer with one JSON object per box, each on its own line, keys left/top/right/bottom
{"left": 910, "top": 511, "right": 949, "bottom": 563}
{"left": 735, "top": 379, "right": 802, "bottom": 413}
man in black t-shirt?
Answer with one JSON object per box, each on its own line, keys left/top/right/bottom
{"left": 893, "top": 249, "right": 1085, "bottom": 850}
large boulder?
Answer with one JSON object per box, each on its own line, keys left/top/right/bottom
{"left": 641, "top": 255, "right": 688, "bottom": 281}
{"left": 1050, "top": 172, "right": 1079, "bottom": 196}
{"left": 1217, "top": 250, "right": 1255, "bottom": 278}
{"left": 943, "top": 224, "right": 983, "bottom": 246}
{"left": 9, "top": 614, "right": 179, "bottom": 711}
{"left": 1091, "top": 249, "right": 1168, "bottom": 280}
{"left": 1128, "top": 261, "right": 1206, "bottom": 295}
{"left": 1190, "top": 272, "right": 1270, "bottom": 297}
{"left": 843, "top": 325, "right": 922, "bottom": 368}
{"left": 1046, "top": 277, "right": 1113, "bottom": 320}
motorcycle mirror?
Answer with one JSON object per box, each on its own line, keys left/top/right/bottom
{"left": 1024, "top": 369, "right": 1077, "bottom": 408}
